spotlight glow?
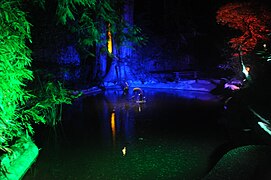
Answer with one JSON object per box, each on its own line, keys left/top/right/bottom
{"left": 258, "top": 122, "right": 271, "bottom": 136}
{"left": 111, "top": 110, "right": 116, "bottom": 145}
{"left": 249, "top": 107, "right": 270, "bottom": 124}
{"left": 249, "top": 107, "right": 271, "bottom": 136}
{"left": 122, "top": 146, "right": 127, "bottom": 156}
{"left": 107, "top": 24, "right": 112, "bottom": 53}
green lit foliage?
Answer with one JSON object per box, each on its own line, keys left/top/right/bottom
{"left": 0, "top": 0, "right": 33, "bottom": 153}
{"left": 255, "top": 37, "right": 271, "bottom": 62}
{"left": 256, "top": 52, "right": 271, "bottom": 62}
{"left": 25, "top": 70, "right": 81, "bottom": 128}
{"left": 0, "top": 1, "right": 81, "bottom": 174}
{"left": 53, "top": 0, "right": 116, "bottom": 57}
{"left": 1, "top": 0, "right": 145, "bottom": 166}
{"left": 23, "top": 81, "right": 75, "bottom": 127}
{"left": 54, "top": 0, "right": 146, "bottom": 57}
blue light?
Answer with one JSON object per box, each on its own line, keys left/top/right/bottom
{"left": 57, "top": 45, "right": 80, "bottom": 66}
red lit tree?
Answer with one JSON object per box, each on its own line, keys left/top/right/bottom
{"left": 216, "top": 2, "right": 271, "bottom": 56}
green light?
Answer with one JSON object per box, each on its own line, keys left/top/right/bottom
{"left": 258, "top": 122, "right": 271, "bottom": 136}
{"left": 249, "top": 107, "right": 271, "bottom": 135}
{"left": 204, "top": 145, "right": 271, "bottom": 179}
{"left": 249, "top": 107, "right": 270, "bottom": 124}
{"left": 0, "top": 140, "right": 39, "bottom": 180}
{"left": 1, "top": 0, "right": 34, "bottom": 154}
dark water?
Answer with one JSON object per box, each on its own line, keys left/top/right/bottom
{"left": 23, "top": 89, "right": 259, "bottom": 180}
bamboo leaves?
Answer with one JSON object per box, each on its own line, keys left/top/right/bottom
{"left": 0, "top": 0, "right": 33, "bottom": 153}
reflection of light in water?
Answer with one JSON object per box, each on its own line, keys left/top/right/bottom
{"left": 122, "top": 146, "right": 126, "bottom": 156}
{"left": 138, "top": 105, "right": 141, "bottom": 112}
{"left": 111, "top": 110, "right": 116, "bottom": 145}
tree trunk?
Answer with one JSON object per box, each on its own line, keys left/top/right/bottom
{"left": 104, "top": 0, "right": 135, "bottom": 84}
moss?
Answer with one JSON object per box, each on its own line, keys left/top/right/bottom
{"left": 0, "top": 140, "right": 39, "bottom": 180}
{"left": 203, "top": 145, "right": 271, "bottom": 179}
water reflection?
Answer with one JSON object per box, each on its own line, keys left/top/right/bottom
{"left": 110, "top": 109, "right": 116, "bottom": 146}
{"left": 24, "top": 88, "right": 241, "bottom": 180}
{"left": 60, "top": 88, "right": 222, "bottom": 151}
{"left": 104, "top": 90, "right": 136, "bottom": 148}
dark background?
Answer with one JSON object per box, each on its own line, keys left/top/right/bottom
{"left": 133, "top": 0, "right": 271, "bottom": 70}
{"left": 133, "top": 0, "right": 232, "bottom": 71}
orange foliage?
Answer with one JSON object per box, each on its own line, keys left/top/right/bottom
{"left": 216, "top": 2, "right": 271, "bottom": 56}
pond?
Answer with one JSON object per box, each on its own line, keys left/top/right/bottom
{"left": 23, "top": 88, "right": 261, "bottom": 180}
